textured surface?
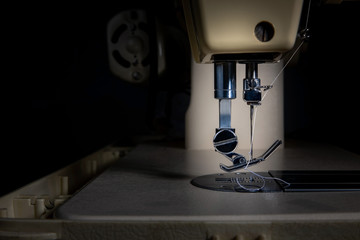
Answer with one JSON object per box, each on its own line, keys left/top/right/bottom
{"left": 56, "top": 142, "right": 360, "bottom": 222}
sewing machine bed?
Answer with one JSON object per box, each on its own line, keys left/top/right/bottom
{"left": 56, "top": 142, "right": 360, "bottom": 221}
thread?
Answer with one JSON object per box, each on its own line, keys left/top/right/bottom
{"left": 236, "top": 169, "right": 291, "bottom": 192}
{"left": 234, "top": 0, "right": 313, "bottom": 192}
{"left": 236, "top": 102, "right": 290, "bottom": 192}
{"left": 236, "top": 85, "right": 290, "bottom": 192}
{"left": 262, "top": 0, "right": 312, "bottom": 101}
{"left": 262, "top": 41, "right": 304, "bottom": 101}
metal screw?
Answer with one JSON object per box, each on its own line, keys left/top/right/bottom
{"left": 213, "top": 129, "right": 238, "bottom": 153}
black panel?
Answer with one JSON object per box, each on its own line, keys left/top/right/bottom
{"left": 269, "top": 170, "right": 360, "bottom": 192}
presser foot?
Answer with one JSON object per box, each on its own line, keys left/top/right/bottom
{"left": 219, "top": 140, "right": 282, "bottom": 172}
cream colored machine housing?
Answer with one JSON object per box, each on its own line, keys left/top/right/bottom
{"left": 182, "top": 0, "right": 304, "bottom": 153}
{"left": 182, "top": 0, "right": 304, "bottom": 63}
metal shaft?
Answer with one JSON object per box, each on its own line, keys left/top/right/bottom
{"left": 249, "top": 104, "right": 255, "bottom": 160}
{"left": 214, "top": 62, "right": 236, "bottom": 99}
{"left": 219, "top": 99, "right": 231, "bottom": 129}
{"left": 246, "top": 62, "right": 258, "bottom": 80}
{"left": 214, "top": 62, "right": 236, "bottom": 129}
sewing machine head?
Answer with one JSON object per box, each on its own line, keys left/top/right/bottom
{"left": 182, "top": 0, "right": 304, "bottom": 64}
{"left": 182, "top": 0, "right": 305, "bottom": 172}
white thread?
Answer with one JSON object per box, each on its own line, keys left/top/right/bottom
{"left": 262, "top": 41, "right": 304, "bottom": 101}
{"left": 235, "top": 104, "right": 291, "bottom": 192}
{"left": 235, "top": 0, "right": 313, "bottom": 192}
{"left": 305, "top": 0, "right": 312, "bottom": 30}
{"left": 236, "top": 104, "right": 290, "bottom": 192}
{"left": 235, "top": 102, "right": 290, "bottom": 192}
{"left": 235, "top": 173, "right": 265, "bottom": 192}
{"left": 262, "top": 0, "right": 312, "bottom": 102}
{"left": 235, "top": 169, "right": 291, "bottom": 192}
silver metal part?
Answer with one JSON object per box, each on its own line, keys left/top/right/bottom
{"left": 213, "top": 61, "right": 281, "bottom": 172}
{"left": 219, "top": 152, "right": 247, "bottom": 172}
{"left": 299, "top": 28, "right": 310, "bottom": 41}
{"left": 214, "top": 62, "right": 236, "bottom": 99}
{"left": 242, "top": 62, "right": 273, "bottom": 105}
{"left": 249, "top": 104, "right": 255, "bottom": 161}
{"left": 213, "top": 62, "right": 238, "bottom": 154}
{"left": 258, "top": 140, "right": 283, "bottom": 161}
{"left": 243, "top": 63, "right": 262, "bottom": 105}
{"left": 220, "top": 140, "right": 282, "bottom": 172}
{"left": 219, "top": 99, "right": 231, "bottom": 129}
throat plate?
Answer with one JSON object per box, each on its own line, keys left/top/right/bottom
{"left": 191, "top": 172, "right": 283, "bottom": 192}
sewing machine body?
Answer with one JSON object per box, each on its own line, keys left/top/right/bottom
{"left": 182, "top": 0, "right": 304, "bottom": 63}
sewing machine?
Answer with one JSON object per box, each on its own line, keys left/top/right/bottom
{"left": 182, "top": 0, "right": 360, "bottom": 193}
{"left": 182, "top": 0, "right": 304, "bottom": 191}
{"left": 183, "top": 0, "right": 303, "bottom": 169}
{"left": 1, "top": 0, "right": 360, "bottom": 239}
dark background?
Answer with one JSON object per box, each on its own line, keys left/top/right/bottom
{"left": 2, "top": 0, "right": 360, "bottom": 196}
